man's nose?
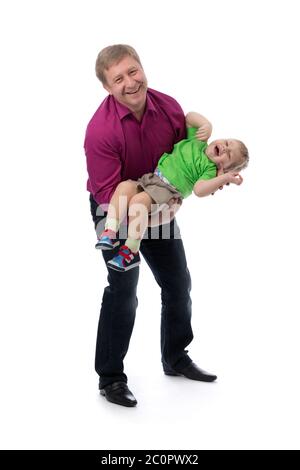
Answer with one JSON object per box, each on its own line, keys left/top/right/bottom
{"left": 124, "top": 75, "right": 136, "bottom": 88}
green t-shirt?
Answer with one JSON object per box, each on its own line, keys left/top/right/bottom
{"left": 157, "top": 127, "right": 217, "bottom": 198}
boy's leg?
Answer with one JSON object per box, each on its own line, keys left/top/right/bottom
{"left": 106, "top": 191, "right": 153, "bottom": 271}
{"left": 105, "top": 180, "right": 140, "bottom": 232}
{"left": 128, "top": 191, "right": 154, "bottom": 244}
{"left": 97, "top": 181, "right": 141, "bottom": 249}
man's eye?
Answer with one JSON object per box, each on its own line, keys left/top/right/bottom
{"left": 130, "top": 70, "right": 137, "bottom": 75}
{"left": 115, "top": 78, "right": 122, "bottom": 84}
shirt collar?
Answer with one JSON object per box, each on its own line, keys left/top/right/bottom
{"left": 113, "top": 91, "right": 158, "bottom": 120}
{"left": 145, "top": 93, "right": 157, "bottom": 114}
{"left": 114, "top": 98, "right": 132, "bottom": 119}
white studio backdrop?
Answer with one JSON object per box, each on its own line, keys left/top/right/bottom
{"left": 0, "top": 0, "right": 299, "bottom": 450}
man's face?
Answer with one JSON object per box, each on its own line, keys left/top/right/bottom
{"left": 205, "top": 139, "right": 242, "bottom": 171}
{"left": 103, "top": 56, "right": 148, "bottom": 115}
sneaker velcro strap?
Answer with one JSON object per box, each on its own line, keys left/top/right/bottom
{"left": 118, "top": 245, "right": 133, "bottom": 262}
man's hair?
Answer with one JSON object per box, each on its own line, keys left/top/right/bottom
{"left": 227, "top": 141, "right": 249, "bottom": 172}
{"left": 95, "top": 44, "right": 142, "bottom": 85}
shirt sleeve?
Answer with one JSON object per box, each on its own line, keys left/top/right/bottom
{"left": 187, "top": 127, "right": 197, "bottom": 139}
{"left": 198, "top": 164, "right": 217, "bottom": 181}
{"left": 175, "top": 106, "right": 187, "bottom": 142}
{"left": 166, "top": 94, "right": 186, "bottom": 143}
{"left": 84, "top": 132, "right": 122, "bottom": 206}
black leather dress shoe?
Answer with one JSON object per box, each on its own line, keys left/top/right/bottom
{"left": 100, "top": 382, "right": 137, "bottom": 407}
{"left": 164, "top": 362, "right": 217, "bottom": 382}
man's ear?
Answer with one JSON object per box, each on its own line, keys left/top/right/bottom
{"left": 103, "top": 84, "right": 112, "bottom": 95}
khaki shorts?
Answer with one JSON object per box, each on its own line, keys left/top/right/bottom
{"left": 137, "top": 172, "right": 182, "bottom": 205}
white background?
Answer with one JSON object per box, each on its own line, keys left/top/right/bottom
{"left": 0, "top": 0, "right": 300, "bottom": 450}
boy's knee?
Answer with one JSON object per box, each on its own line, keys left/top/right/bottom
{"left": 130, "top": 192, "right": 150, "bottom": 208}
{"left": 117, "top": 180, "right": 138, "bottom": 194}
{"left": 130, "top": 192, "right": 141, "bottom": 203}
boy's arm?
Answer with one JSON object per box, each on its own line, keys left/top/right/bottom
{"left": 185, "top": 111, "right": 212, "bottom": 141}
{"left": 194, "top": 172, "right": 243, "bottom": 197}
{"left": 186, "top": 111, "right": 211, "bottom": 128}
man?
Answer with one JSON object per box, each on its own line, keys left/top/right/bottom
{"left": 84, "top": 44, "right": 217, "bottom": 407}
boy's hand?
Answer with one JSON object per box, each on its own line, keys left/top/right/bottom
{"left": 196, "top": 122, "right": 212, "bottom": 141}
{"left": 225, "top": 172, "right": 243, "bottom": 185}
{"left": 211, "top": 169, "right": 243, "bottom": 195}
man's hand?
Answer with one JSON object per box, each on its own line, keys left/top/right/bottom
{"left": 168, "top": 197, "right": 182, "bottom": 208}
{"left": 148, "top": 198, "right": 182, "bottom": 227}
{"left": 211, "top": 166, "right": 224, "bottom": 194}
{"left": 195, "top": 122, "right": 212, "bottom": 142}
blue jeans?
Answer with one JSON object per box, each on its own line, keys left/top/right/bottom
{"left": 90, "top": 195, "right": 193, "bottom": 388}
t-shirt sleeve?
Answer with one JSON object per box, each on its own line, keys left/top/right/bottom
{"left": 198, "top": 164, "right": 217, "bottom": 181}
{"left": 187, "top": 127, "right": 197, "bottom": 139}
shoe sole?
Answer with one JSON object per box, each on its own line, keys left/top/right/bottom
{"left": 95, "top": 241, "right": 120, "bottom": 250}
{"left": 107, "top": 261, "right": 141, "bottom": 272}
{"left": 100, "top": 389, "right": 137, "bottom": 407}
{"left": 164, "top": 371, "right": 217, "bottom": 382}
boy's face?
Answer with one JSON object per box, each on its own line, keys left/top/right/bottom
{"left": 205, "top": 139, "right": 241, "bottom": 171}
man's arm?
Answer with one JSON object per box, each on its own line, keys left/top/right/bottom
{"left": 194, "top": 172, "right": 243, "bottom": 197}
{"left": 185, "top": 111, "right": 212, "bottom": 141}
{"left": 84, "top": 132, "right": 122, "bottom": 205}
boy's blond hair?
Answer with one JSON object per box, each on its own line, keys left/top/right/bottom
{"left": 95, "top": 44, "right": 142, "bottom": 85}
{"left": 227, "top": 141, "right": 249, "bottom": 172}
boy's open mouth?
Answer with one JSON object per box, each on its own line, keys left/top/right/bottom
{"left": 214, "top": 145, "right": 220, "bottom": 156}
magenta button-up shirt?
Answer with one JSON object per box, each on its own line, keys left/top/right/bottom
{"left": 84, "top": 88, "right": 186, "bottom": 206}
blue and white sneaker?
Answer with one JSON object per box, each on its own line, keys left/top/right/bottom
{"left": 95, "top": 229, "right": 120, "bottom": 250}
{"left": 107, "top": 245, "right": 141, "bottom": 272}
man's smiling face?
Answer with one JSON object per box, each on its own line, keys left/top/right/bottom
{"left": 103, "top": 56, "right": 148, "bottom": 116}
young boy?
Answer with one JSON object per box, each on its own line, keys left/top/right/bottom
{"left": 96, "top": 112, "right": 249, "bottom": 272}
